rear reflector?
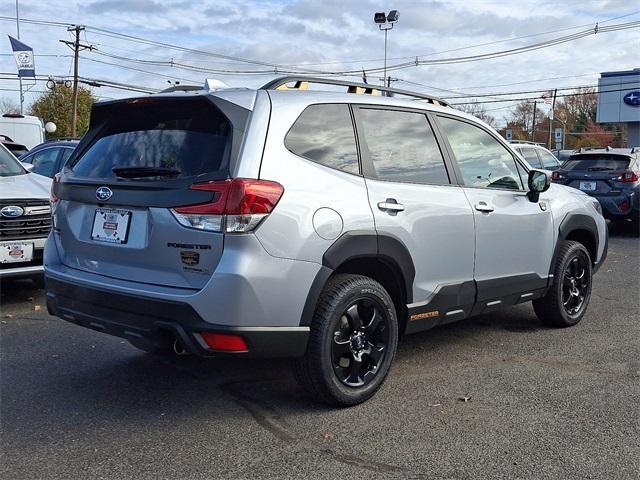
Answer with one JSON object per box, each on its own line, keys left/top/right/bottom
{"left": 171, "top": 178, "right": 284, "bottom": 233}
{"left": 200, "top": 332, "right": 248, "bottom": 352}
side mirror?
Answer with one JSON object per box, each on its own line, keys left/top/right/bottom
{"left": 527, "top": 169, "right": 550, "bottom": 202}
{"left": 21, "top": 162, "right": 34, "bottom": 172}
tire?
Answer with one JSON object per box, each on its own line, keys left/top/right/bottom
{"left": 533, "top": 240, "right": 592, "bottom": 328}
{"left": 293, "top": 274, "right": 398, "bottom": 407}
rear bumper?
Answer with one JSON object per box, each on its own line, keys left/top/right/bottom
{"left": 45, "top": 276, "right": 309, "bottom": 358}
{"left": 593, "top": 191, "right": 639, "bottom": 222}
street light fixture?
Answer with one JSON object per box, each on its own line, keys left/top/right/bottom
{"left": 373, "top": 10, "right": 400, "bottom": 88}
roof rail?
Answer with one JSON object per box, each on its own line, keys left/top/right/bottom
{"left": 508, "top": 140, "right": 544, "bottom": 145}
{"left": 0, "top": 134, "right": 15, "bottom": 142}
{"left": 46, "top": 136, "right": 79, "bottom": 142}
{"left": 260, "top": 76, "right": 450, "bottom": 107}
{"left": 578, "top": 146, "right": 602, "bottom": 153}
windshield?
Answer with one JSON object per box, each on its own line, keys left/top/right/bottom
{"left": 563, "top": 155, "right": 630, "bottom": 171}
{"left": 70, "top": 99, "right": 232, "bottom": 180}
{"left": 0, "top": 146, "right": 26, "bottom": 177}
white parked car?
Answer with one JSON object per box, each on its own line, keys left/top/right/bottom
{"left": 0, "top": 142, "right": 51, "bottom": 286}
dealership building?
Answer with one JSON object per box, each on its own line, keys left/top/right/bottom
{"left": 596, "top": 68, "right": 640, "bottom": 147}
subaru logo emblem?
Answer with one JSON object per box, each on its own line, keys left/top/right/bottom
{"left": 0, "top": 205, "right": 24, "bottom": 218}
{"left": 96, "top": 186, "right": 113, "bottom": 201}
{"left": 623, "top": 91, "right": 640, "bottom": 107}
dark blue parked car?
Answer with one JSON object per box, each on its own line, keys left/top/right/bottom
{"left": 552, "top": 147, "right": 639, "bottom": 233}
{"left": 19, "top": 138, "right": 78, "bottom": 178}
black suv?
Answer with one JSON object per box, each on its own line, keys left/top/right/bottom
{"left": 552, "top": 147, "right": 639, "bottom": 231}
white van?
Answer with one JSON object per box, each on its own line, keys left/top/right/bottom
{"left": 0, "top": 114, "right": 45, "bottom": 150}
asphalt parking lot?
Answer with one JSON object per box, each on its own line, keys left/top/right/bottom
{"left": 1, "top": 226, "right": 638, "bottom": 480}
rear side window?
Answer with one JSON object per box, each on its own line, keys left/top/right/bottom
{"left": 71, "top": 99, "right": 231, "bottom": 180}
{"left": 358, "top": 108, "right": 449, "bottom": 184}
{"left": 538, "top": 150, "right": 560, "bottom": 169}
{"left": 30, "top": 148, "right": 60, "bottom": 178}
{"left": 285, "top": 104, "right": 359, "bottom": 175}
{"left": 563, "top": 155, "right": 630, "bottom": 171}
{"left": 438, "top": 116, "right": 523, "bottom": 190}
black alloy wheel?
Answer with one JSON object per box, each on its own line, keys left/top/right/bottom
{"left": 331, "top": 299, "right": 390, "bottom": 387}
{"left": 562, "top": 256, "right": 589, "bottom": 316}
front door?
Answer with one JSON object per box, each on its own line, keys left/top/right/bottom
{"left": 436, "top": 115, "right": 555, "bottom": 307}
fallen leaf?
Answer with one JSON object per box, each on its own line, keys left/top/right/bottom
{"left": 33, "top": 305, "right": 42, "bottom": 311}
{"left": 322, "top": 432, "right": 335, "bottom": 440}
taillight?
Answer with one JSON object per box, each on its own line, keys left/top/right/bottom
{"left": 50, "top": 173, "right": 61, "bottom": 204}
{"left": 200, "top": 332, "right": 248, "bottom": 352}
{"left": 615, "top": 171, "right": 639, "bottom": 183}
{"left": 551, "top": 171, "right": 565, "bottom": 182}
{"left": 171, "top": 178, "right": 284, "bottom": 233}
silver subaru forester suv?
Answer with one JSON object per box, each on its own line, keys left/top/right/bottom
{"left": 45, "top": 77, "right": 607, "bottom": 406}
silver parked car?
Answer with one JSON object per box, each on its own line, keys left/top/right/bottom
{"left": 45, "top": 77, "right": 608, "bottom": 406}
{"left": 0, "top": 143, "right": 51, "bottom": 285}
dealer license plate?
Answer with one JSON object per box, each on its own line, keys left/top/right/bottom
{"left": 91, "top": 208, "right": 131, "bottom": 244}
{"left": 0, "top": 241, "right": 34, "bottom": 263}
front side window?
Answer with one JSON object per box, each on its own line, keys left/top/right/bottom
{"left": 358, "top": 108, "right": 449, "bottom": 184}
{"left": 439, "top": 116, "right": 523, "bottom": 190}
{"left": 0, "top": 146, "right": 25, "bottom": 177}
{"left": 285, "top": 104, "right": 359, "bottom": 175}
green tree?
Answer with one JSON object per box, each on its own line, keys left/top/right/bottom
{"left": 29, "top": 86, "right": 96, "bottom": 138}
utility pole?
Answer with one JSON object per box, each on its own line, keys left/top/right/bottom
{"left": 60, "top": 25, "right": 92, "bottom": 137}
{"left": 546, "top": 88, "right": 558, "bottom": 149}
{"left": 530, "top": 100, "right": 537, "bottom": 142}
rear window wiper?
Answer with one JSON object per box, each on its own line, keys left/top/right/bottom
{"left": 112, "top": 166, "right": 181, "bottom": 178}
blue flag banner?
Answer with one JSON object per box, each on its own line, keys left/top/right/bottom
{"left": 8, "top": 35, "right": 35, "bottom": 78}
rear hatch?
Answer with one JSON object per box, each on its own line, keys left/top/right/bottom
{"left": 53, "top": 94, "right": 251, "bottom": 290}
{"left": 558, "top": 154, "right": 631, "bottom": 195}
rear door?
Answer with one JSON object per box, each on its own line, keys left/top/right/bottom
{"left": 53, "top": 96, "right": 250, "bottom": 290}
{"left": 436, "top": 115, "right": 555, "bottom": 305}
{"left": 354, "top": 106, "right": 476, "bottom": 321}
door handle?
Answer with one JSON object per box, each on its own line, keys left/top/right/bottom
{"left": 377, "top": 199, "right": 405, "bottom": 213}
{"left": 474, "top": 202, "right": 494, "bottom": 213}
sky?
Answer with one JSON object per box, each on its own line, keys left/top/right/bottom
{"left": 1, "top": 0, "right": 639, "bottom": 126}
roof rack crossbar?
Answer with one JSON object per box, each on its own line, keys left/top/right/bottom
{"left": 260, "top": 76, "right": 449, "bottom": 107}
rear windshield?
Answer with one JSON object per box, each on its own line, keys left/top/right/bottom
{"left": 0, "top": 146, "right": 25, "bottom": 177}
{"left": 70, "top": 99, "right": 231, "bottom": 180}
{"left": 563, "top": 155, "right": 630, "bottom": 171}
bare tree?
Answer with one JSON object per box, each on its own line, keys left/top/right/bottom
{"left": 0, "top": 97, "right": 20, "bottom": 115}
{"left": 456, "top": 101, "right": 496, "bottom": 127}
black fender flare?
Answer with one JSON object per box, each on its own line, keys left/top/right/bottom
{"left": 549, "top": 213, "right": 600, "bottom": 277}
{"left": 299, "top": 231, "right": 415, "bottom": 326}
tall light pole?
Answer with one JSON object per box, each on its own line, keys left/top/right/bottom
{"left": 15, "top": 0, "right": 23, "bottom": 114}
{"left": 374, "top": 10, "right": 399, "bottom": 88}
